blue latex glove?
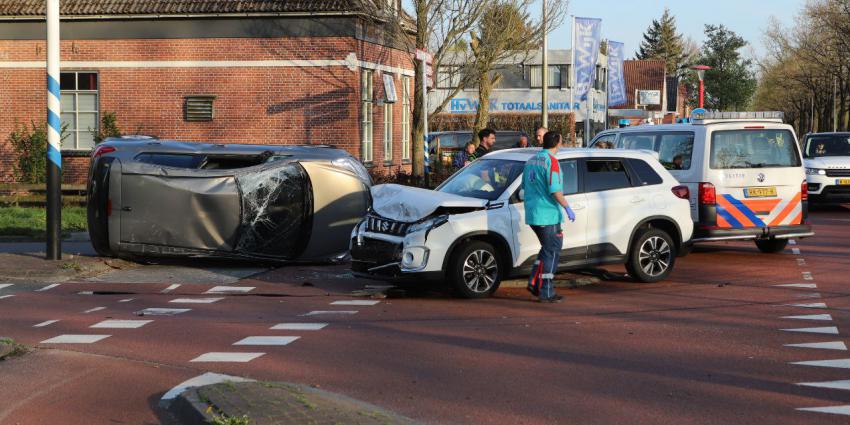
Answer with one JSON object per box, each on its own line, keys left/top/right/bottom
{"left": 564, "top": 205, "right": 576, "bottom": 222}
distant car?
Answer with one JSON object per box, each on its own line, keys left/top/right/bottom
{"left": 428, "top": 130, "right": 527, "bottom": 165}
{"left": 87, "top": 136, "right": 371, "bottom": 262}
{"left": 801, "top": 132, "right": 850, "bottom": 204}
{"left": 351, "top": 148, "right": 694, "bottom": 298}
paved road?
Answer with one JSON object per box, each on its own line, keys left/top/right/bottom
{"left": 1, "top": 208, "right": 849, "bottom": 424}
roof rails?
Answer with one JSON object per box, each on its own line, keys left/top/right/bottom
{"left": 691, "top": 111, "right": 784, "bottom": 124}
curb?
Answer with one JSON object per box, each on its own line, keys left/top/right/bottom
{"left": 501, "top": 275, "right": 600, "bottom": 288}
{"left": 167, "top": 388, "right": 214, "bottom": 425}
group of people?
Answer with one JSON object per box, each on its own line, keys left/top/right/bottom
{"left": 452, "top": 127, "right": 551, "bottom": 169}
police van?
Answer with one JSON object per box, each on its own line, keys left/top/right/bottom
{"left": 590, "top": 111, "right": 813, "bottom": 253}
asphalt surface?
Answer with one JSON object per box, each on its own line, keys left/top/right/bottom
{"left": 1, "top": 207, "right": 849, "bottom": 424}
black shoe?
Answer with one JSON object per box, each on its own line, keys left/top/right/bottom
{"left": 539, "top": 294, "right": 563, "bottom": 303}
{"left": 527, "top": 285, "right": 540, "bottom": 297}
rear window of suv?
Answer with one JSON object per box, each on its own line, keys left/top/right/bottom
{"left": 710, "top": 129, "right": 801, "bottom": 169}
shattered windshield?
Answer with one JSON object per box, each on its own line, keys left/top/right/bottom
{"left": 437, "top": 159, "right": 524, "bottom": 201}
{"left": 805, "top": 135, "right": 850, "bottom": 158}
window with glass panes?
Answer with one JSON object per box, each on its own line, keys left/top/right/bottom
{"left": 60, "top": 71, "right": 98, "bottom": 151}
{"left": 401, "top": 76, "right": 411, "bottom": 160}
{"left": 361, "top": 70, "right": 374, "bottom": 162}
{"left": 529, "top": 65, "right": 562, "bottom": 88}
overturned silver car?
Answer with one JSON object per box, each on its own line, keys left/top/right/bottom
{"left": 87, "top": 136, "right": 371, "bottom": 262}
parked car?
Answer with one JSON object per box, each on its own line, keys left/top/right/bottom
{"left": 87, "top": 136, "right": 371, "bottom": 262}
{"left": 590, "top": 111, "right": 813, "bottom": 253}
{"left": 428, "top": 130, "right": 526, "bottom": 166}
{"left": 351, "top": 148, "right": 694, "bottom": 298}
{"left": 801, "top": 132, "right": 850, "bottom": 204}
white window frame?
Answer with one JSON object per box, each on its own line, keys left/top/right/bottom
{"left": 361, "top": 70, "right": 374, "bottom": 163}
{"left": 383, "top": 98, "right": 393, "bottom": 162}
{"left": 401, "top": 76, "right": 411, "bottom": 161}
{"left": 60, "top": 71, "right": 99, "bottom": 151}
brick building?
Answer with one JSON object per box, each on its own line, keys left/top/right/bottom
{"left": 608, "top": 60, "right": 687, "bottom": 127}
{"left": 0, "top": 0, "right": 414, "bottom": 183}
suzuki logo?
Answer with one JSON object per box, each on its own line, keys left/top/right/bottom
{"left": 380, "top": 221, "right": 390, "bottom": 232}
{"left": 757, "top": 173, "right": 765, "bottom": 183}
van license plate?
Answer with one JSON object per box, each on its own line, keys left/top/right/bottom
{"left": 744, "top": 187, "right": 777, "bottom": 198}
{"left": 837, "top": 179, "right": 850, "bottom": 185}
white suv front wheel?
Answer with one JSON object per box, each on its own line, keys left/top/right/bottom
{"left": 449, "top": 241, "right": 503, "bottom": 299}
{"left": 627, "top": 229, "right": 677, "bottom": 283}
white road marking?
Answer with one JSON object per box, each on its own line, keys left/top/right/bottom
{"left": 790, "top": 359, "right": 850, "bottom": 369}
{"left": 190, "top": 352, "right": 265, "bottom": 362}
{"left": 791, "top": 247, "right": 801, "bottom": 255}
{"left": 789, "top": 239, "right": 797, "bottom": 245}
{"left": 330, "top": 300, "right": 380, "bottom": 306}
{"left": 233, "top": 336, "right": 300, "bottom": 346}
{"left": 83, "top": 307, "right": 106, "bottom": 313}
{"left": 90, "top": 319, "right": 153, "bottom": 329}
{"left": 161, "top": 284, "right": 181, "bottom": 293}
{"left": 118, "top": 298, "right": 135, "bottom": 303}
{"left": 271, "top": 323, "right": 328, "bottom": 331}
{"left": 802, "top": 272, "right": 814, "bottom": 280}
{"left": 785, "top": 303, "right": 827, "bottom": 309}
{"left": 781, "top": 314, "right": 832, "bottom": 321}
{"left": 773, "top": 283, "right": 817, "bottom": 288}
{"left": 36, "top": 283, "right": 60, "bottom": 292}
{"left": 797, "top": 258, "right": 807, "bottom": 266}
{"left": 41, "top": 334, "right": 111, "bottom": 344}
{"left": 134, "top": 308, "right": 191, "bottom": 316}
{"left": 300, "top": 310, "right": 358, "bottom": 316}
{"left": 0, "top": 295, "right": 15, "bottom": 300}
{"left": 785, "top": 341, "right": 848, "bottom": 350}
{"left": 33, "top": 320, "right": 60, "bottom": 328}
{"left": 0, "top": 284, "right": 12, "bottom": 290}
{"left": 160, "top": 372, "right": 255, "bottom": 404}
{"left": 78, "top": 291, "right": 94, "bottom": 295}
{"left": 780, "top": 326, "right": 839, "bottom": 335}
{"left": 204, "top": 286, "right": 255, "bottom": 294}
{"left": 795, "top": 293, "right": 822, "bottom": 298}
{"left": 798, "top": 380, "right": 850, "bottom": 391}
{"left": 169, "top": 297, "right": 224, "bottom": 304}
{"left": 796, "top": 405, "right": 850, "bottom": 416}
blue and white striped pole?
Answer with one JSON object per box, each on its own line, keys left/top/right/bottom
{"left": 46, "top": 0, "right": 62, "bottom": 260}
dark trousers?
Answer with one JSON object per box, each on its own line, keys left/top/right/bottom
{"left": 527, "top": 224, "right": 563, "bottom": 300}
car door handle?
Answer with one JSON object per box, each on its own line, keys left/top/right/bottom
{"left": 630, "top": 196, "right": 645, "bottom": 204}
{"left": 121, "top": 206, "right": 132, "bottom": 212}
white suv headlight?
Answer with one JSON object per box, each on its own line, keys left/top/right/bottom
{"left": 806, "top": 168, "right": 826, "bottom": 175}
{"left": 407, "top": 215, "right": 449, "bottom": 234}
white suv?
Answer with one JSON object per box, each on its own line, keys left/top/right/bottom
{"left": 350, "top": 149, "right": 694, "bottom": 298}
{"left": 802, "top": 132, "right": 850, "bottom": 204}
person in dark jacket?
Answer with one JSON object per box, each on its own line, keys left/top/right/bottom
{"left": 453, "top": 141, "right": 477, "bottom": 168}
{"left": 474, "top": 128, "right": 496, "bottom": 158}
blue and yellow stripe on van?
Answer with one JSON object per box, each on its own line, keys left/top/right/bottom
{"left": 715, "top": 194, "right": 802, "bottom": 228}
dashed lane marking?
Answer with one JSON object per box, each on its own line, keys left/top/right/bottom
{"left": 785, "top": 341, "right": 848, "bottom": 350}
{"left": 271, "top": 323, "right": 328, "bottom": 330}
{"left": 204, "top": 286, "right": 255, "bottom": 294}
{"left": 90, "top": 319, "right": 154, "bottom": 329}
{"left": 780, "top": 326, "right": 839, "bottom": 335}
{"left": 35, "top": 283, "right": 60, "bottom": 292}
{"left": 233, "top": 336, "right": 300, "bottom": 346}
{"left": 784, "top": 303, "right": 827, "bottom": 309}
{"left": 781, "top": 314, "right": 832, "bottom": 321}
{"left": 190, "top": 352, "right": 265, "bottom": 363}
{"left": 160, "top": 372, "right": 255, "bottom": 405}
{"left": 795, "top": 293, "right": 822, "bottom": 298}
{"left": 134, "top": 308, "right": 191, "bottom": 316}
{"left": 790, "top": 359, "right": 850, "bottom": 369}
{"left": 0, "top": 284, "right": 12, "bottom": 290}
{"left": 773, "top": 283, "right": 817, "bottom": 288}
{"left": 301, "top": 310, "right": 358, "bottom": 316}
{"left": 83, "top": 307, "right": 106, "bottom": 313}
{"left": 797, "top": 258, "right": 807, "bottom": 266}
{"left": 798, "top": 380, "right": 850, "bottom": 391}
{"left": 161, "top": 284, "right": 180, "bottom": 293}
{"left": 792, "top": 248, "right": 801, "bottom": 255}
{"left": 802, "top": 272, "right": 814, "bottom": 280}
{"left": 789, "top": 239, "right": 797, "bottom": 245}
{"left": 169, "top": 297, "right": 224, "bottom": 304}
{"left": 330, "top": 300, "right": 381, "bottom": 306}
{"left": 0, "top": 295, "right": 15, "bottom": 300}
{"left": 796, "top": 406, "right": 850, "bottom": 416}
{"left": 118, "top": 298, "right": 135, "bottom": 303}
{"left": 33, "top": 320, "right": 60, "bottom": 328}
{"left": 41, "top": 334, "right": 111, "bottom": 344}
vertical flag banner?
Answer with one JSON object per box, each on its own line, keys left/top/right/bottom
{"left": 607, "top": 40, "right": 626, "bottom": 107}
{"left": 572, "top": 17, "right": 602, "bottom": 102}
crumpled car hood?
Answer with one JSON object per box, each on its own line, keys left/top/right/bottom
{"left": 371, "top": 184, "right": 488, "bottom": 222}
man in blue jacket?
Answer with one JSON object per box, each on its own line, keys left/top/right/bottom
{"left": 522, "top": 131, "right": 576, "bottom": 302}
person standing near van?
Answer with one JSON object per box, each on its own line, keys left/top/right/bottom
{"left": 475, "top": 128, "right": 496, "bottom": 158}
{"left": 535, "top": 127, "right": 547, "bottom": 147}
{"left": 523, "top": 131, "right": 576, "bottom": 302}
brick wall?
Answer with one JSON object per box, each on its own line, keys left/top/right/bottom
{"left": 0, "top": 37, "right": 414, "bottom": 183}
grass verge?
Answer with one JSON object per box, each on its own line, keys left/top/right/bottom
{"left": 0, "top": 337, "right": 30, "bottom": 360}
{"left": 0, "top": 206, "right": 87, "bottom": 238}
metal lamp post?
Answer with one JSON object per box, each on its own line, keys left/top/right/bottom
{"left": 46, "top": 0, "right": 62, "bottom": 260}
{"left": 690, "top": 65, "right": 711, "bottom": 109}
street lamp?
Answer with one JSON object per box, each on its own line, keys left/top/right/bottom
{"left": 690, "top": 65, "right": 711, "bottom": 109}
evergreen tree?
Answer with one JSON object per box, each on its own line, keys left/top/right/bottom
{"left": 698, "top": 24, "right": 757, "bottom": 111}
{"left": 636, "top": 8, "right": 687, "bottom": 75}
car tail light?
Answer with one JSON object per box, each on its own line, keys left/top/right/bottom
{"left": 92, "top": 145, "right": 116, "bottom": 158}
{"left": 801, "top": 180, "right": 808, "bottom": 202}
{"left": 671, "top": 185, "right": 690, "bottom": 199}
{"left": 698, "top": 182, "right": 716, "bottom": 205}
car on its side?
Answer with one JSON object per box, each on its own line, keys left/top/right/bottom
{"left": 87, "top": 136, "right": 371, "bottom": 262}
{"left": 590, "top": 111, "right": 813, "bottom": 253}
{"left": 350, "top": 148, "right": 693, "bottom": 298}
{"left": 801, "top": 132, "right": 850, "bottom": 204}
